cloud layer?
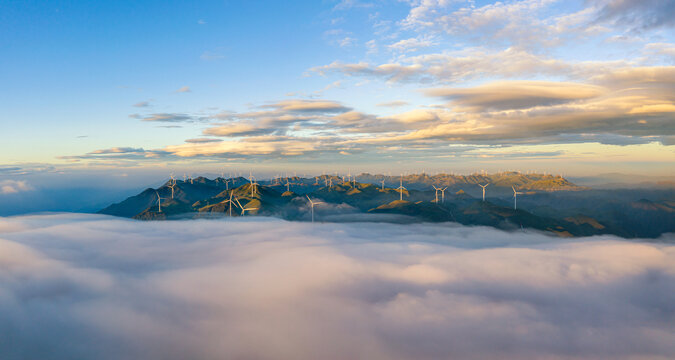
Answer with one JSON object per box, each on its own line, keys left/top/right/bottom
{"left": 1, "top": 214, "right": 674, "bottom": 360}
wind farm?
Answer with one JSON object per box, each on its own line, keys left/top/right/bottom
{"left": 100, "top": 170, "right": 675, "bottom": 239}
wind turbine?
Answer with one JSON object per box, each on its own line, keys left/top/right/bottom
{"left": 432, "top": 185, "right": 440, "bottom": 203}
{"left": 306, "top": 195, "right": 324, "bottom": 223}
{"left": 440, "top": 187, "right": 447, "bottom": 203}
{"left": 381, "top": 179, "right": 385, "bottom": 190}
{"left": 397, "top": 176, "right": 407, "bottom": 201}
{"left": 235, "top": 197, "right": 258, "bottom": 216}
{"left": 479, "top": 183, "right": 489, "bottom": 202}
{"left": 155, "top": 191, "right": 167, "bottom": 212}
{"left": 227, "top": 191, "right": 238, "bottom": 217}
{"left": 512, "top": 186, "right": 523, "bottom": 210}
{"left": 249, "top": 175, "right": 259, "bottom": 196}
{"left": 286, "top": 179, "right": 291, "bottom": 192}
{"left": 168, "top": 174, "right": 177, "bottom": 199}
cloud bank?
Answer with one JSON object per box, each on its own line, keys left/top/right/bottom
{"left": 1, "top": 214, "right": 674, "bottom": 360}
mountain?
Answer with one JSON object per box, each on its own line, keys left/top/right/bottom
{"left": 99, "top": 174, "right": 675, "bottom": 239}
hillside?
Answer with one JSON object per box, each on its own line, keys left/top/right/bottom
{"left": 99, "top": 174, "right": 675, "bottom": 238}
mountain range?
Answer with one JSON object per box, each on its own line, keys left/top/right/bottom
{"left": 100, "top": 173, "right": 675, "bottom": 238}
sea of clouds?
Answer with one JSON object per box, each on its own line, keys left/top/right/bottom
{"left": 1, "top": 213, "right": 674, "bottom": 360}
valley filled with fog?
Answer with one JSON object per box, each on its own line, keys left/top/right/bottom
{"left": 1, "top": 214, "right": 674, "bottom": 360}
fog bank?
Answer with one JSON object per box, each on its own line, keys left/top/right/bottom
{"left": 1, "top": 214, "right": 674, "bottom": 360}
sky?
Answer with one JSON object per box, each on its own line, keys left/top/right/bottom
{"left": 1, "top": 0, "right": 674, "bottom": 184}
{"left": 1, "top": 213, "right": 674, "bottom": 359}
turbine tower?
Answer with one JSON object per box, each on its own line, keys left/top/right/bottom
{"left": 155, "top": 191, "right": 167, "bottom": 213}
{"left": 251, "top": 178, "right": 259, "bottom": 196}
{"left": 228, "top": 191, "right": 237, "bottom": 217}
{"left": 512, "top": 186, "right": 523, "bottom": 210}
{"left": 397, "top": 176, "right": 407, "bottom": 201}
{"left": 479, "top": 183, "right": 490, "bottom": 202}
{"left": 440, "top": 187, "right": 447, "bottom": 203}
{"left": 432, "top": 185, "right": 440, "bottom": 203}
{"left": 381, "top": 179, "right": 385, "bottom": 190}
{"left": 168, "top": 174, "right": 177, "bottom": 199}
{"left": 306, "top": 195, "right": 324, "bottom": 223}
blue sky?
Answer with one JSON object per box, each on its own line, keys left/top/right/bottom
{"left": 1, "top": 0, "right": 674, "bottom": 187}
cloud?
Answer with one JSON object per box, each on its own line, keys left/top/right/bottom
{"left": 163, "top": 135, "right": 321, "bottom": 157}
{"left": 131, "top": 113, "right": 203, "bottom": 123}
{"left": 0, "top": 214, "right": 674, "bottom": 359}
{"left": 58, "top": 147, "right": 171, "bottom": 162}
{"left": 591, "top": 0, "right": 675, "bottom": 32}
{"left": 338, "top": 36, "right": 356, "bottom": 47}
{"left": 376, "top": 100, "right": 409, "bottom": 107}
{"left": 184, "top": 138, "right": 223, "bottom": 144}
{"left": 388, "top": 36, "right": 437, "bottom": 53}
{"left": 333, "top": 0, "right": 374, "bottom": 11}
{"left": 174, "top": 86, "right": 191, "bottom": 93}
{"left": 426, "top": 81, "right": 606, "bottom": 111}
{"left": 133, "top": 101, "right": 150, "bottom": 107}
{"left": 0, "top": 180, "right": 32, "bottom": 195}
{"left": 266, "top": 100, "right": 350, "bottom": 113}
{"left": 402, "top": 0, "right": 565, "bottom": 49}
{"left": 309, "top": 47, "right": 619, "bottom": 84}
{"left": 203, "top": 123, "right": 273, "bottom": 137}
{"left": 89, "top": 147, "right": 145, "bottom": 154}
{"left": 644, "top": 43, "right": 675, "bottom": 61}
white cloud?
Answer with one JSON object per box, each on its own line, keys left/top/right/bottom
{"left": 0, "top": 180, "right": 33, "bottom": 195}
{"left": 338, "top": 36, "right": 357, "bottom": 47}
{"left": 174, "top": 86, "right": 191, "bottom": 93}
{"left": 388, "top": 36, "right": 437, "bottom": 53}
{"left": 0, "top": 214, "right": 674, "bottom": 359}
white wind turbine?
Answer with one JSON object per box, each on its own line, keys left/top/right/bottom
{"left": 432, "top": 185, "right": 441, "bottom": 203}
{"left": 306, "top": 195, "right": 324, "bottom": 223}
{"left": 235, "top": 197, "right": 258, "bottom": 216}
{"left": 249, "top": 175, "right": 259, "bottom": 196}
{"left": 381, "top": 179, "right": 385, "bottom": 190}
{"left": 168, "top": 174, "right": 177, "bottom": 199}
{"left": 227, "top": 190, "right": 238, "bottom": 217}
{"left": 155, "top": 191, "right": 167, "bottom": 213}
{"left": 512, "top": 186, "right": 523, "bottom": 210}
{"left": 397, "top": 176, "right": 407, "bottom": 201}
{"left": 479, "top": 183, "right": 489, "bottom": 202}
{"left": 286, "top": 179, "right": 291, "bottom": 192}
{"left": 440, "top": 187, "right": 447, "bottom": 203}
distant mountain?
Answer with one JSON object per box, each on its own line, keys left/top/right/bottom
{"left": 99, "top": 174, "right": 675, "bottom": 238}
